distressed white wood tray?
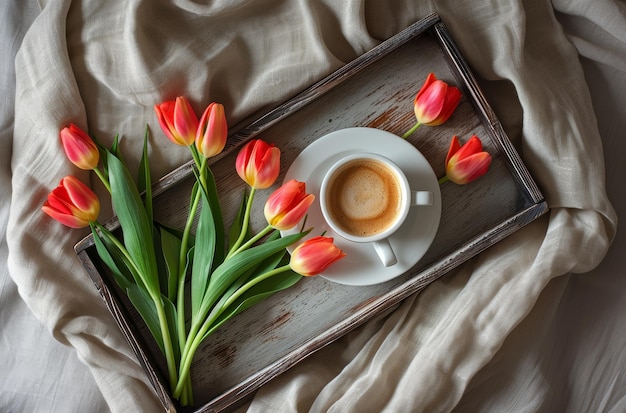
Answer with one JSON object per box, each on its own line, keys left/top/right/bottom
{"left": 75, "top": 13, "right": 547, "bottom": 413}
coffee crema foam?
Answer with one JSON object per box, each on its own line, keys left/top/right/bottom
{"left": 327, "top": 159, "right": 402, "bottom": 237}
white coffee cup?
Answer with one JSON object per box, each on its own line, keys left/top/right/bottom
{"left": 320, "top": 153, "right": 433, "bottom": 267}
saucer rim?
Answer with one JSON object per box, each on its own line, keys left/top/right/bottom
{"left": 281, "top": 127, "right": 441, "bottom": 286}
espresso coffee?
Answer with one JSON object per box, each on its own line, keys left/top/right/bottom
{"left": 326, "top": 159, "right": 402, "bottom": 237}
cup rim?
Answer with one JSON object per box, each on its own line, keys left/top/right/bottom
{"left": 319, "top": 152, "right": 411, "bottom": 243}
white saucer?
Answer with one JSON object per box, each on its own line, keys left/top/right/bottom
{"left": 281, "top": 127, "right": 441, "bottom": 286}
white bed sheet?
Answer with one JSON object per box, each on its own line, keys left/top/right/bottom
{"left": 1, "top": 1, "right": 624, "bottom": 412}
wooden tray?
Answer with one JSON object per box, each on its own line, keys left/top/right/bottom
{"left": 75, "top": 13, "right": 547, "bottom": 413}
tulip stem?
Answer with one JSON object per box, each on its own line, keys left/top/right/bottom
{"left": 230, "top": 225, "right": 274, "bottom": 257}
{"left": 401, "top": 122, "right": 421, "bottom": 139}
{"left": 152, "top": 292, "right": 179, "bottom": 393}
{"left": 175, "top": 148, "right": 208, "bottom": 352}
{"left": 187, "top": 142, "right": 199, "bottom": 167}
{"left": 226, "top": 187, "right": 256, "bottom": 259}
{"left": 438, "top": 175, "right": 449, "bottom": 185}
{"left": 176, "top": 180, "right": 202, "bottom": 351}
{"left": 94, "top": 167, "right": 111, "bottom": 193}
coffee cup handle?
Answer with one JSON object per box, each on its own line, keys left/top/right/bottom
{"left": 411, "top": 190, "right": 433, "bottom": 206}
{"left": 373, "top": 238, "right": 397, "bottom": 267}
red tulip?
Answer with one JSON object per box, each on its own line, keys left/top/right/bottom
{"left": 42, "top": 176, "right": 100, "bottom": 228}
{"left": 196, "top": 102, "right": 228, "bottom": 158}
{"left": 414, "top": 73, "right": 462, "bottom": 126}
{"left": 235, "top": 139, "right": 281, "bottom": 189}
{"left": 289, "top": 236, "right": 346, "bottom": 276}
{"left": 154, "top": 96, "right": 199, "bottom": 146}
{"left": 60, "top": 124, "right": 99, "bottom": 170}
{"left": 264, "top": 179, "right": 314, "bottom": 230}
{"left": 444, "top": 135, "right": 492, "bottom": 184}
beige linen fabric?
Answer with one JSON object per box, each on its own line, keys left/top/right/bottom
{"left": 6, "top": 0, "right": 619, "bottom": 412}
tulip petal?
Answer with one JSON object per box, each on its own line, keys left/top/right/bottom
{"left": 444, "top": 135, "right": 492, "bottom": 185}
{"left": 42, "top": 204, "right": 90, "bottom": 228}
{"left": 414, "top": 72, "right": 437, "bottom": 103}
{"left": 42, "top": 176, "right": 100, "bottom": 228}
{"left": 264, "top": 179, "right": 314, "bottom": 230}
{"left": 272, "top": 194, "right": 314, "bottom": 230}
{"left": 196, "top": 102, "right": 228, "bottom": 158}
{"left": 414, "top": 80, "right": 447, "bottom": 124}
{"left": 63, "top": 176, "right": 98, "bottom": 212}
{"left": 235, "top": 141, "right": 254, "bottom": 180}
{"left": 60, "top": 124, "right": 99, "bottom": 170}
{"left": 427, "top": 86, "right": 462, "bottom": 126}
{"left": 154, "top": 97, "right": 198, "bottom": 146}
{"left": 413, "top": 73, "right": 462, "bottom": 127}
{"left": 445, "top": 135, "right": 462, "bottom": 166}
{"left": 264, "top": 180, "right": 301, "bottom": 217}
{"left": 250, "top": 144, "right": 280, "bottom": 188}
{"left": 236, "top": 139, "right": 281, "bottom": 189}
{"left": 447, "top": 152, "right": 492, "bottom": 185}
{"left": 454, "top": 135, "right": 483, "bottom": 159}
{"left": 173, "top": 97, "right": 199, "bottom": 146}
{"left": 290, "top": 236, "right": 346, "bottom": 276}
{"left": 47, "top": 186, "right": 74, "bottom": 212}
{"left": 154, "top": 101, "right": 179, "bottom": 143}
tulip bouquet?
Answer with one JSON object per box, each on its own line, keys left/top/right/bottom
{"left": 43, "top": 71, "right": 490, "bottom": 407}
{"left": 43, "top": 97, "right": 345, "bottom": 405}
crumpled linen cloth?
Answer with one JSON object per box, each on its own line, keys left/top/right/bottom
{"left": 3, "top": 0, "right": 622, "bottom": 412}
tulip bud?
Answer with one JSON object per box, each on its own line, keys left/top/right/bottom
{"left": 444, "top": 135, "right": 492, "bottom": 185}
{"left": 235, "top": 139, "right": 281, "bottom": 189}
{"left": 60, "top": 124, "right": 99, "bottom": 170}
{"left": 290, "top": 236, "right": 346, "bottom": 276}
{"left": 264, "top": 179, "right": 314, "bottom": 231}
{"left": 196, "top": 102, "right": 228, "bottom": 158}
{"left": 154, "top": 96, "right": 199, "bottom": 146}
{"left": 414, "top": 73, "right": 462, "bottom": 126}
{"left": 42, "top": 176, "right": 100, "bottom": 228}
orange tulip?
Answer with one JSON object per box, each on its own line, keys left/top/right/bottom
{"left": 235, "top": 139, "right": 281, "bottom": 189}
{"left": 60, "top": 124, "right": 99, "bottom": 170}
{"left": 264, "top": 179, "right": 314, "bottom": 231}
{"left": 196, "top": 102, "right": 228, "bottom": 158}
{"left": 414, "top": 73, "right": 462, "bottom": 126}
{"left": 154, "top": 96, "right": 199, "bottom": 146}
{"left": 42, "top": 176, "right": 100, "bottom": 228}
{"left": 444, "top": 135, "right": 492, "bottom": 185}
{"left": 289, "top": 236, "right": 346, "bottom": 276}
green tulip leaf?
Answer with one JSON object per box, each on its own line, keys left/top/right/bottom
{"left": 200, "top": 166, "right": 225, "bottom": 264}
{"left": 203, "top": 234, "right": 286, "bottom": 320}
{"left": 161, "top": 295, "right": 180, "bottom": 359}
{"left": 190, "top": 187, "right": 217, "bottom": 319}
{"left": 110, "top": 134, "right": 120, "bottom": 156}
{"left": 156, "top": 222, "right": 193, "bottom": 248}
{"left": 152, "top": 227, "right": 170, "bottom": 299}
{"left": 90, "top": 224, "right": 135, "bottom": 291}
{"left": 138, "top": 127, "right": 153, "bottom": 228}
{"left": 200, "top": 270, "right": 303, "bottom": 342}
{"left": 196, "top": 231, "right": 307, "bottom": 325}
{"left": 107, "top": 151, "right": 159, "bottom": 296}
{"left": 127, "top": 284, "right": 164, "bottom": 354}
{"left": 159, "top": 225, "right": 182, "bottom": 301}
{"left": 249, "top": 231, "right": 284, "bottom": 274}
